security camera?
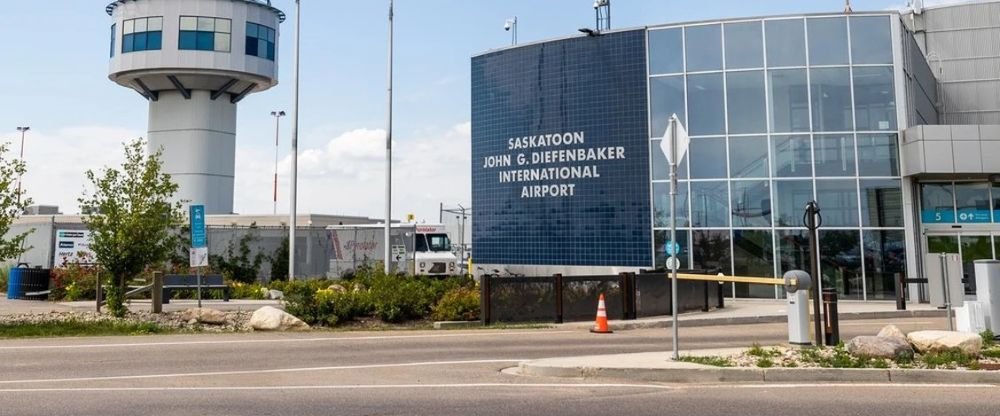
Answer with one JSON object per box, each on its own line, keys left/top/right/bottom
{"left": 504, "top": 22, "right": 511, "bottom": 31}
{"left": 594, "top": 0, "right": 608, "bottom": 9}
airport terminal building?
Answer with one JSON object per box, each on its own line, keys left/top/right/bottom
{"left": 471, "top": 1, "right": 1000, "bottom": 300}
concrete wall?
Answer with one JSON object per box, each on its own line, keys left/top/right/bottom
{"left": 901, "top": 124, "right": 1000, "bottom": 177}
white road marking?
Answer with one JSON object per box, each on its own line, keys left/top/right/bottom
{"left": 0, "top": 359, "right": 526, "bottom": 385}
{"left": 0, "top": 383, "right": 678, "bottom": 393}
{"left": 0, "top": 330, "right": 574, "bottom": 351}
{"left": 718, "top": 383, "right": 998, "bottom": 389}
{"left": 840, "top": 321, "right": 932, "bottom": 327}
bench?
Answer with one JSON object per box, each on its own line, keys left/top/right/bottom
{"left": 162, "top": 274, "right": 230, "bottom": 304}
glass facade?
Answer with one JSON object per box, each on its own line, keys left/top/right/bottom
{"left": 179, "top": 16, "right": 232, "bottom": 52}
{"left": 122, "top": 17, "right": 163, "bottom": 53}
{"left": 247, "top": 22, "right": 277, "bottom": 61}
{"left": 647, "top": 14, "right": 902, "bottom": 299}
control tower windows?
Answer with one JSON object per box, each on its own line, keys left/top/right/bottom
{"left": 122, "top": 17, "right": 163, "bottom": 53}
{"left": 179, "top": 16, "right": 232, "bottom": 53}
{"left": 246, "top": 22, "right": 276, "bottom": 61}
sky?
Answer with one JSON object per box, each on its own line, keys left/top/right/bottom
{"left": 0, "top": 0, "right": 962, "bottom": 221}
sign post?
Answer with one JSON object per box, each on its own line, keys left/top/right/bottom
{"left": 660, "top": 114, "right": 689, "bottom": 360}
{"left": 189, "top": 205, "right": 208, "bottom": 309}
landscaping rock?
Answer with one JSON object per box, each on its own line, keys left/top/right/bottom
{"left": 267, "top": 289, "right": 284, "bottom": 300}
{"left": 846, "top": 335, "right": 914, "bottom": 360}
{"left": 178, "top": 308, "right": 228, "bottom": 325}
{"left": 250, "top": 306, "right": 309, "bottom": 331}
{"left": 876, "top": 325, "right": 906, "bottom": 340}
{"left": 907, "top": 330, "right": 983, "bottom": 355}
{"left": 328, "top": 284, "right": 347, "bottom": 293}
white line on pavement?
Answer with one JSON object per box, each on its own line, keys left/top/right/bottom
{"left": 0, "top": 359, "right": 526, "bottom": 385}
{"left": 0, "top": 383, "right": 678, "bottom": 393}
{"left": 0, "top": 330, "right": 574, "bottom": 351}
{"left": 720, "top": 383, "right": 998, "bottom": 389}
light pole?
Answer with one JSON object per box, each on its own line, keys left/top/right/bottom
{"left": 504, "top": 17, "right": 517, "bottom": 46}
{"left": 926, "top": 52, "right": 946, "bottom": 123}
{"left": 15, "top": 126, "right": 29, "bottom": 205}
{"left": 384, "top": 0, "right": 394, "bottom": 275}
{"left": 270, "top": 111, "right": 286, "bottom": 215}
{"left": 288, "top": 0, "right": 301, "bottom": 282}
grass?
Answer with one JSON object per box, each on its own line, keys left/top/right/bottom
{"left": 747, "top": 342, "right": 781, "bottom": 358}
{"left": 677, "top": 355, "right": 733, "bottom": 367}
{"left": 756, "top": 357, "right": 775, "bottom": 368}
{"left": 0, "top": 320, "right": 166, "bottom": 339}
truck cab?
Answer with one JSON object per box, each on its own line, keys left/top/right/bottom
{"left": 413, "top": 225, "right": 458, "bottom": 275}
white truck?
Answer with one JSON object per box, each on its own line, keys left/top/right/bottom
{"left": 326, "top": 223, "right": 459, "bottom": 277}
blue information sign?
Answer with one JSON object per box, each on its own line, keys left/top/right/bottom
{"left": 664, "top": 241, "right": 680, "bottom": 256}
{"left": 190, "top": 205, "right": 207, "bottom": 248}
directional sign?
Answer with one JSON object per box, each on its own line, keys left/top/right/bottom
{"left": 665, "top": 256, "right": 680, "bottom": 270}
{"left": 659, "top": 114, "right": 690, "bottom": 166}
{"left": 190, "top": 205, "right": 207, "bottom": 249}
{"left": 664, "top": 241, "right": 680, "bottom": 256}
{"left": 190, "top": 247, "right": 209, "bottom": 268}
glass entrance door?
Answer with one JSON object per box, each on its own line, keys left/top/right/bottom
{"left": 925, "top": 233, "right": 994, "bottom": 296}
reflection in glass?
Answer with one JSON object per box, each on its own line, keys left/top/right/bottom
{"left": 820, "top": 230, "right": 862, "bottom": 300}
{"left": 689, "top": 138, "right": 727, "bottom": 179}
{"left": 961, "top": 235, "right": 992, "bottom": 294}
{"left": 731, "top": 180, "right": 771, "bottom": 227}
{"left": 771, "top": 135, "right": 811, "bottom": 177}
{"left": 768, "top": 69, "right": 810, "bottom": 133}
{"left": 955, "top": 183, "right": 991, "bottom": 223}
{"left": 861, "top": 179, "right": 903, "bottom": 227}
{"left": 655, "top": 230, "right": 690, "bottom": 270}
{"left": 858, "top": 134, "right": 899, "bottom": 176}
{"left": 648, "top": 28, "right": 683, "bottom": 75}
{"left": 994, "top": 184, "right": 1000, "bottom": 224}
{"left": 692, "top": 230, "right": 731, "bottom": 274}
{"left": 726, "top": 71, "right": 767, "bottom": 134}
{"left": 653, "top": 182, "right": 690, "bottom": 228}
{"left": 864, "top": 230, "right": 904, "bottom": 300}
{"left": 765, "top": 19, "right": 806, "bottom": 67}
{"left": 729, "top": 136, "right": 768, "bottom": 178}
{"left": 774, "top": 180, "right": 813, "bottom": 227}
{"left": 650, "top": 140, "right": 688, "bottom": 180}
{"left": 733, "top": 229, "right": 775, "bottom": 298}
{"left": 921, "top": 183, "right": 955, "bottom": 223}
{"left": 816, "top": 179, "right": 859, "bottom": 227}
{"left": 854, "top": 67, "right": 897, "bottom": 131}
{"left": 685, "top": 24, "right": 723, "bottom": 72}
{"left": 691, "top": 181, "right": 730, "bottom": 228}
{"left": 810, "top": 67, "right": 853, "bottom": 132}
{"left": 687, "top": 73, "right": 726, "bottom": 136}
{"left": 850, "top": 16, "right": 893, "bottom": 65}
{"left": 926, "top": 235, "right": 958, "bottom": 254}
{"left": 724, "top": 21, "right": 763, "bottom": 69}
{"left": 813, "top": 134, "right": 856, "bottom": 177}
{"left": 807, "top": 17, "right": 849, "bottom": 65}
{"left": 650, "top": 76, "right": 686, "bottom": 139}
{"left": 778, "top": 229, "right": 810, "bottom": 275}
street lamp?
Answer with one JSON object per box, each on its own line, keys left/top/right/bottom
{"left": 504, "top": 17, "right": 517, "bottom": 46}
{"left": 15, "top": 126, "right": 29, "bottom": 205}
{"left": 288, "top": 0, "right": 301, "bottom": 282}
{"left": 384, "top": 0, "right": 394, "bottom": 275}
{"left": 270, "top": 111, "right": 286, "bottom": 215}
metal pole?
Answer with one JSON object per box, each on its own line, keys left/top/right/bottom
{"left": 940, "top": 253, "right": 954, "bottom": 331}
{"left": 513, "top": 17, "right": 517, "bottom": 45}
{"left": 288, "top": 0, "right": 301, "bottom": 282}
{"left": 197, "top": 265, "right": 202, "bottom": 309}
{"left": 806, "top": 203, "right": 823, "bottom": 346}
{"left": 669, "top": 117, "right": 679, "bottom": 360}
{"left": 384, "top": 0, "right": 394, "bottom": 275}
{"left": 272, "top": 111, "right": 283, "bottom": 215}
{"left": 15, "top": 126, "right": 28, "bottom": 205}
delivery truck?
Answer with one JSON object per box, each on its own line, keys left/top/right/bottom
{"left": 327, "top": 223, "right": 459, "bottom": 277}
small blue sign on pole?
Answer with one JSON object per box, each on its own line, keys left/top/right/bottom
{"left": 190, "top": 205, "right": 207, "bottom": 249}
{"left": 664, "top": 241, "right": 680, "bottom": 256}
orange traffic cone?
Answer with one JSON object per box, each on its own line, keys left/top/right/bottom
{"left": 590, "top": 293, "right": 613, "bottom": 334}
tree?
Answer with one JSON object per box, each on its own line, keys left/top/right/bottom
{"left": 0, "top": 142, "right": 32, "bottom": 262}
{"left": 269, "top": 237, "right": 289, "bottom": 282}
{"left": 211, "top": 227, "right": 266, "bottom": 284}
{"left": 79, "top": 139, "right": 183, "bottom": 317}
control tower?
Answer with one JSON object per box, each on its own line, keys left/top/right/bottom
{"left": 106, "top": 0, "right": 285, "bottom": 214}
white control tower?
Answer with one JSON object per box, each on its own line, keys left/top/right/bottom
{"left": 106, "top": 0, "right": 284, "bottom": 214}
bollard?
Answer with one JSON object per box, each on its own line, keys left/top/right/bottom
{"left": 895, "top": 272, "right": 906, "bottom": 311}
{"left": 152, "top": 272, "right": 164, "bottom": 314}
{"left": 822, "top": 289, "right": 840, "bottom": 346}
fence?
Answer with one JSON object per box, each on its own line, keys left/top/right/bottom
{"left": 480, "top": 270, "right": 725, "bottom": 325}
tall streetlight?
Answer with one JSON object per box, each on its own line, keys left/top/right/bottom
{"left": 384, "top": 0, "right": 394, "bottom": 275}
{"left": 288, "top": 0, "right": 301, "bottom": 282}
{"left": 504, "top": 17, "right": 517, "bottom": 46}
{"left": 270, "top": 111, "right": 286, "bottom": 215}
{"left": 15, "top": 126, "right": 29, "bottom": 204}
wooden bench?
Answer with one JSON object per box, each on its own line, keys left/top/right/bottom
{"left": 162, "top": 274, "right": 230, "bottom": 304}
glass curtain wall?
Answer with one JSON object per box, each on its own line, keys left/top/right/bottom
{"left": 648, "top": 14, "right": 902, "bottom": 300}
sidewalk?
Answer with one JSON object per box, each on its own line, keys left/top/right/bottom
{"left": 0, "top": 295, "right": 281, "bottom": 315}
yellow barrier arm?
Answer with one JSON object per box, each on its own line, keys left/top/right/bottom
{"left": 674, "top": 273, "right": 785, "bottom": 286}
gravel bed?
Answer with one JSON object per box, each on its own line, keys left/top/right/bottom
{"left": 0, "top": 310, "right": 253, "bottom": 333}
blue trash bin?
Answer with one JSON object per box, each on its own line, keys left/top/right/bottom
{"left": 7, "top": 266, "right": 24, "bottom": 300}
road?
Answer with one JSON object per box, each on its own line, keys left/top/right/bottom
{"left": 1, "top": 317, "right": 997, "bottom": 415}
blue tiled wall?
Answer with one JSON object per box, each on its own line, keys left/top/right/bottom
{"left": 471, "top": 30, "right": 652, "bottom": 267}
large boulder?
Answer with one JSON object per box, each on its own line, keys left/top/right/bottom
{"left": 177, "top": 308, "right": 228, "bottom": 325}
{"left": 876, "top": 325, "right": 906, "bottom": 341}
{"left": 250, "top": 306, "right": 309, "bottom": 331}
{"left": 846, "top": 335, "right": 914, "bottom": 360}
{"left": 907, "top": 330, "right": 983, "bottom": 355}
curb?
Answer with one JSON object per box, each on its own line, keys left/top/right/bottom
{"left": 518, "top": 361, "right": 1000, "bottom": 384}
{"left": 433, "top": 320, "right": 480, "bottom": 329}
{"left": 597, "top": 309, "right": 947, "bottom": 331}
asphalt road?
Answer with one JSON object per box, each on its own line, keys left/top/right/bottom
{"left": 1, "top": 317, "right": 997, "bottom": 416}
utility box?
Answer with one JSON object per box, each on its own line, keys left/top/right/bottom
{"left": 974, "top": 259, "right": 1000, "bottom": 333}
{"left": 784, "top": 270, "right": 812, "bottom": 345}
{"left": 926, "top": 253, "right": 963, "bottom": 308}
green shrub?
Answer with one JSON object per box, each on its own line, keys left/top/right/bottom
{"left": 431, "top": 287, "right": 480, "bottom": 321}
{"left": 0, "top": 268, "right": 7, "bottom": 293}
{"left": 677, "top": 355, "right": 732, "bottom": 367}
{"left": 756, "top": 357, "right": 774, "bottom": 368}
{"left": 50, "top": 261, "right": 100, "bottom": 301}
{"left": 921, "top": 349, "right": 977, "bottom": 369}
{"left": 228, "top": 281, "right": 267, "bottom": 300}
{"left": 982, "top": 329, "right": 996, "bottom": 347}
